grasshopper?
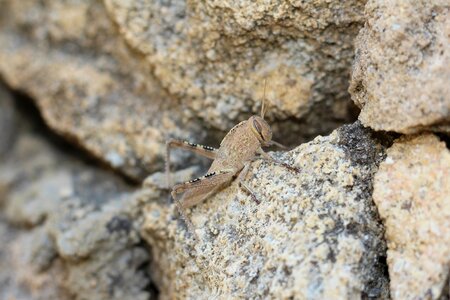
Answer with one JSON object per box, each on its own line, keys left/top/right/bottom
{"left": 166, "top": 92, "right": 297, "bottom": 237}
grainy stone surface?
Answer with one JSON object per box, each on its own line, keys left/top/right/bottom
{"left": 105, "top": 0, "right": 364, "bottom": 129}
{"left": 0, "top": 0, "right": 364, "bottom": 180}
{"left": 0, "top": 102, "right": 154, "bottom": 300}
{"left": 0, "top": 0, "right": 201, "bottom": 181}
{"left": 142, "top": 122, "right": 389, "bottom": 299}
{"left": 349, "top": 0, "right": 450, "bottom": 134}
{"left": 0, "top": 83, "right": 16, "bottom": 157}
{"left": 373, "top": 134, "right": 450, "bottom": 300}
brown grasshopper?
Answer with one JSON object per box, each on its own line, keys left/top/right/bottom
{"left": 166, "top": 94, "right": 297, "bottom": 237}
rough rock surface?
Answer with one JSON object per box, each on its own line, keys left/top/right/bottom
{"left": 0, "top": 94, "right": 154, "bottom": 299}
{"left": 373, "top": 134, "right": 450, "bottom": 300}
{"left": 349, "top": 0, "right": 450, "bottom": 134}
{"left": 0, "top": 0, "right": 202, "bottom": 181}
{"left": 0, "top": 83, "right": 16, "bottom": 156}
{"left": 0, "top": 0, "right": 364, "bottom": 180}
{"left": 142, "top": 122, "right": 390, "bottom": 299}
{"left": 105, "top": 0, "right": 364, "bottom": 129}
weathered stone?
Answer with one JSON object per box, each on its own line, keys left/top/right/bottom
{"left": 0, "top": 0, "right": 364, "bottom": 180}
{"left": 0, "top": 0, "right": 201, "bottom": 181}
{"left": 373, "top": 134, "right": 450, "bottom": 300}
{"left": 105, "top": 0, "right": 364, "bottom": 129}
{"left": 349, "top": 0, "right": 450, "bottom": 134}
{"left": 0, "top": 83, "right": 16, "bottom": 158}
{"left": 0, "top": 112, "right": 154, "bottom": 299}
{"left": 141, "top": 122, "right": 389, "bottom": 299}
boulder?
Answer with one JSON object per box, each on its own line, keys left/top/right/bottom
{"left": 350, "top": 0, "right": 450, "bottom": 134}
{"left": 374, "top": 134, "right": 450, "bottom": 299}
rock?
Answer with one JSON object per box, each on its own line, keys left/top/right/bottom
{"left": 105, "top": 0, "right": 364, "bottom": 129}
{"left": 373, "top": 134, "right": 450, "bottom": 300}
{"left": 0, "top": 83, "right": 16, "bottom": 157}
{"left": 0, "top": 0, "right": 364, "bottom": 180}
{"left": 141, "top": 122, "right": 390, "bottom": 299}
{"left": 0, "top": 0, "right": 201, "bottom": 181}
{"left": 0, "top": 112, "right": 154, "bottom": 299}
{"left": 349, "top": 0, "right": 450, "bottom": 134}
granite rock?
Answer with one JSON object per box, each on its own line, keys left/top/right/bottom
{"left": 373, "top": 134, "right": 450, "bottom": 300}
{"left": 0, "top": 102, "right": 154, "bottom": 300}
{"left": 349, "top": 0, "right": 450, "bottom": 134}
{"left": 0, "top": 0, "right": 201, "bottom": 181}
{"left": 0, "top": 83, "right": 16, "bottom": 157}
{"left": 0, "top": 0, "right": 364, "bottom": 180}
{"left": 141, "top": 122, "right": 390, "bottom": 299}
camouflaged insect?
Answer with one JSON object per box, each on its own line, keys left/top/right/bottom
{"left": 166, "top": 86, "right": 297, "bottom": 238}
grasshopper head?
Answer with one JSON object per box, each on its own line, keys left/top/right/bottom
{"left": 249, "top": 115, "right": 272, "bottom": 145}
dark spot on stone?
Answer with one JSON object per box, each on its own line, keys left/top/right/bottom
{"left": 106, "top": 216, "right": 132, "bottom": 234}
{"left": 337, "top": 121, "right": 396, "bottom": 167}
{"left": 401, "top": 200, "right": 412, "bottom": 211}
{"left": 249, "top": 270, "right": 259, "bottom": 284}
{"left": 346, "top": 222, "right": 360, "bottom": 235}
{"left": 283, "top": 265, "right": 292, "bottom": 276}
{"left": 327, "top": 249, "right": 336, "bottom": 263}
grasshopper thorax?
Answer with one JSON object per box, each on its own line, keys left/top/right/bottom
{"left": 249, "top": 115, "right": 272, "bottom": 146}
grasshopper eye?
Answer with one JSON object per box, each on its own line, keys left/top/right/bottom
{"left": 253, "top": 119, "right": 263, "bottom": 136}
{"left": 250, "top": 116, "right": 272, "bottom": 143}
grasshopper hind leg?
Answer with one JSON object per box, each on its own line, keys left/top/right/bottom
{"left": 165, "top": 139, "right": 218, "bottom": 189}
{"left": 171, "top": 170, "right": 235, "bottom": 238}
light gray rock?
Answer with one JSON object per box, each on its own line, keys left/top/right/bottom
{"left": 0, "top": 112, "right": 154, "bottom": 300}
{"left": 142, "top": 122, "right": 390, "bottom": 299}
{"left": 0, "top": 0, "right": 365, "bottom": 180}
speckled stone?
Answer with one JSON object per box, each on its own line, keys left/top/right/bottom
{"left": 0, "top": 0, "right": 365, "bottom": 180}
{"left": 373, "top": 134, "right": 450, "bottom": 300}
{"left": 142, "top": 122, "right": 390, "bottom": 299}
{"left": 0, "top": 113, "right": 153, "bottom": 300}
{"left": 349, "top": 0, "right": 450, "bottom": 134}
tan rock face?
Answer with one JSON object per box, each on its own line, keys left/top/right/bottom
{"left": 0, "top": 0, "right": 203, "bottom": 180}
{"left": 373, "top": 134, "right": 450, "bottom": 299}
{"left": 0, "top": 0, "right": 364, "bottom": 180}
{"left": 142, "top": 122, "right": 390, "bottom": 299}
{"left": 105, "top": 0, "right": 364, "bottom": 129}
{"left": 349, "top": 0, "right": 450, "bottom": 134}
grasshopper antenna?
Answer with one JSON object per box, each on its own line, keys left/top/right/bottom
{"left": 261, "top": 78, "right": 287, "bottom": 150}
{"left": 261, "top": 78, "right": 268, "bottom": 119}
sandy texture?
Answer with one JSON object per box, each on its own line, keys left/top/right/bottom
{"left": 374, "top": 134, "right": 450, "bottom": 300}
{"left": 0, "top": 0, "right": 201, "bottom": 181}
{"left": 350, "top": 0, "right": 450, "bottom": 133}
{"left": 142, "top": 122, "right": 390, "bottom": 299}
{"left": 0, "top": 0, "right": 365, "bottom": 180}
